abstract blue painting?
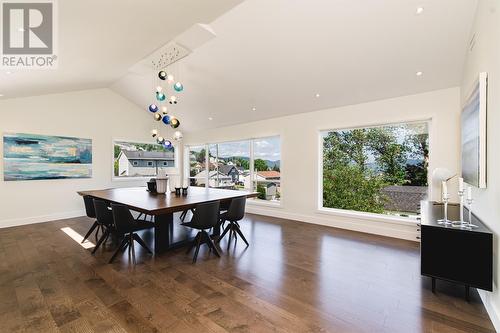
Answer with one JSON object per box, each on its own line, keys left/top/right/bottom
{"left": 3, "top": 133, "right": 92, "bottom": 181}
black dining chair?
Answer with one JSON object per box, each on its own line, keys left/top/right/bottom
{"left": 181, "top": 201, "right": 221, "bottom": 263}
{"left": 109, "top": 204, "right": 155, "bottom": 264}
{"left": 92, "top": 199, "right": 116, "bottom": 254}
{"left": 217, "top": 197, "right": 248, "bottom": 250}
{"left": 81, "top": 195, "right": 103, "bottom": 243}
{"left": 218, "top": 200, "right": 231, "bottom": 229}
{"left": 179, "top": 208, "right": 195, "bottom": 222}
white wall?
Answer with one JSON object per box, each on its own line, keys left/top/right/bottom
{"left": 0, "top": 88, "right": 161, "bottom": 227}
{"left": 184, "top": 87, "right": 461, "bottom": 241}
{"left": 461, "top": 0, "right": 500, "bottom": 330}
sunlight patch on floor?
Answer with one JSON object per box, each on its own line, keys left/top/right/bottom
{"left": 61, "top": 227, "right": 95, "bottom": 249}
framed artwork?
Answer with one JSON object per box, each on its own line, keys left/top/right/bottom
{"left": 461, "top": 72, "right": 487, "bottom": 188}
{"left": 3, "top": 132, "right": 92, "bottom": 181}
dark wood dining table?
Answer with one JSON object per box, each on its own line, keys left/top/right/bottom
{"left": 77, "top": 186, "right": 258, "bottom": 254}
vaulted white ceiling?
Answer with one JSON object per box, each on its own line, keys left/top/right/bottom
{"left": 113, "top": 0, "right": 478, "bottom": 132}
{"left": 0, "top": 0, "right": 242, "bottom": 98}
{"left": 2, "top": 0, "right": 477, "bottom": 133}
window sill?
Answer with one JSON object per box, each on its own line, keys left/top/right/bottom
{"left": 247, "top": 199, "right": 282, "bottom": 208}
{"left": 112, "top": 176, "right": 151, "bottom": 182}
{"left": 316, "top": 207, "right": 419, "bottom": 226}
{"left": 112, "top": 173, "right": 180, "bottom": 182}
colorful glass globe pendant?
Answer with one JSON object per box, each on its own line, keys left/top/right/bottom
{"left": 156, "top": 92, "right": 166, "bottom": 101}
{"left": 161, "top": 106, "right": 168, "bottom": 114}
{"left": 162, "top": 115, "right": 171, "bottom": 125}
{"left": 156, "top": 136, "right": 165, "bottom": 144}
{"left": 173, "top": 82, "right": 183, "bottom": 92}
{"left": 153, "top": 113, "right": 162, "bottom": 121}
{"left": 170, "top": 117, "right": 180, "bottom": 128}
{"left": 151, "top": 129, "right": 158, "bottom": 138}
{"left": 148, "top": 104, "right": 158, "bottom": 112}
{"left": 173, "top": 131, "right": 183, "bottom": 141}
{"left": 163, "top": 140, "right": 172, "bottom": 149}
{"left": 158, "top": 71, "right": 167, "bottom": 80}
{"left": 169, "top": 95, "right": 177, "bottom": 104}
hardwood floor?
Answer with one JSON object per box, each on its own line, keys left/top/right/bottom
{"left": 0, "top": 213, "right": 495, "bottom": 333}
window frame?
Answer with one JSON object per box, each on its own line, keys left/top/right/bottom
{"left": 184, "top": 135, "right": 282, "bottom": 206}
{"left": 111, "top": 138, "right": 180, "bottom": 182}
{"left": 317, "top": 119, "right": 432, "bottom": 222}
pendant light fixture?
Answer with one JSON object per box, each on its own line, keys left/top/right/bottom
{"left": 147, "top": 48, "right": 184, "bottom": 145}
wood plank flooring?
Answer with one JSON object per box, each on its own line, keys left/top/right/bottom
{"left": 0, "top": 213, "right": 495, "bottom": 332}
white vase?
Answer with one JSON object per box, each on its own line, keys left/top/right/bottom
{"left": 156, "top": 176, "right": 169, "bottom": 194}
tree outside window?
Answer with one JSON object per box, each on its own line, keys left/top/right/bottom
{"left": 322, "top": 122, "right": 429, "bottom": 218}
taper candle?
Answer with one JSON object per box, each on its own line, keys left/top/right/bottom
{"left": 442, "top": 181, "right": 448, "bottom": 200}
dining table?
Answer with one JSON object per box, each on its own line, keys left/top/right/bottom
{"left": 77, "top": 186, "right": 258, "bottom": 254}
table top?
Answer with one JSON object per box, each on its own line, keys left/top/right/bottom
{"left": 420, "top": 201, "right": 492, "bottom": 235}
{"left": 78, "top": 186, "right": 259, "bottom": 215}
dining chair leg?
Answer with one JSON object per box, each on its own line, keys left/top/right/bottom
{"left": 217, "top": 224, "right": 231, "bottom": 243}
{"left": 109, "top": 237, "right": 128, "bottom": 263}
{"left": 234, "top": 226, "right": 249, "bottom": 246}
{"left": 227, "top": 228, "right": 234, "bottom": 251}
{"left": 103, "top": 231, "right": 110, "bottom": 245}
{"left": 133, "top": 233, "right": 153, "bottom": 254}
{"left": 180, "top": 210, "right": 187, "bottom": 222}
{"left": 95, "top": 225, "right": 101, "bottom": 242}
{"left": 82, "top": 221, "right": 98, "bottom": 243}
{"left": 129, "top": 234, "right": 136, "bottom": 264}
{"left": 192, "top": 233, "right": 202, "bottom": 263}
{"left": 232, "top": 225, "right": 239, "bottom": 244}
{"left": 92, "top": 229, "right": 109, "bottom": 254}
{"left": 205, "top": 232, "right": 220, "bottom": 257}
{"left": 186, "top": 233, "right": 199, "bottom": 254}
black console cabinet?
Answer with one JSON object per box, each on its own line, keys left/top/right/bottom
{"left": 420, "top": 201, "right": 493, "bottom": 301}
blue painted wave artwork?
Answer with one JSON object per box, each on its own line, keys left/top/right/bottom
{"left": 3, "top": 133, "right": 92, "bottom": 181}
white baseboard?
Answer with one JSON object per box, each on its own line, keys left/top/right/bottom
{"left": 479, "top": 290, "right": 500, "bottom": 332}
{"left": 0, "top": 210, "right": 86, "bottom": 229}
{"left": 246, "top": 206, "right": 419, "bottom": 241}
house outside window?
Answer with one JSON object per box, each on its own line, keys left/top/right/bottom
{"left": 185, "top": 136, "right": 281, "bottom": 202}
{"left": 113, "top": 140, "right": 176, "bottom": 178}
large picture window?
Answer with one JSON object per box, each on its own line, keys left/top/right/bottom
{"left": 252, "top": 137, "right": 281, "bottom": 201}
{"left": 188, "top": 145, "right": 207, "bottom": 187}
{"left": 114, "top": 140, "right": 175, "bottom": 178}
{"left": 321, "top": 122, "right": 429, "bottom": 218}
{"left": 208, "top": 141, "right": 250, "bottom": 190}
{"left": 185, "top": 136, "right": 281, "bottom": 202}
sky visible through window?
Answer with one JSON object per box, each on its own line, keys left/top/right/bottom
{"left": 215, "top": 137, "right": 280, "bottom": 161}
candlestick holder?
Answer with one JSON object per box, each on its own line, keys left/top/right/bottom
{"left": 452, "top": 190, "right": 469, "bottom": 228}
{"left": 438, "top": 195, "right": 452, "bottom": 225}
{"left": 465, "top": 198, "right": 478, "bottom": 228}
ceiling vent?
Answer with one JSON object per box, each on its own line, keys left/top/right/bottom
{"left": 150, "top": 43, "right": 190, "bottom": 70}
{"left": 128, "top": 23, "right": 216, "bottom": 75}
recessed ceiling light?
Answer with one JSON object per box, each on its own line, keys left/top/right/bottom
{"left": 0, "top": 94, "right": 3, "bottom": 97}
{"left": 416, "top": 71, "right": 423, "bottom": 76}
{"left": 416, "top": 7, "right": 424, "bottom": 14}
{"left": 251, "top": 107, "right": 257, "bottom": 111}
{"left": 208, "top": 117, "right": 213, "bottom": 121}
{"left": 315, "top": 93, "right": 320, "bottom": 98}
{"left": 5, "top": 71, "right": 11, "bottom": 75}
